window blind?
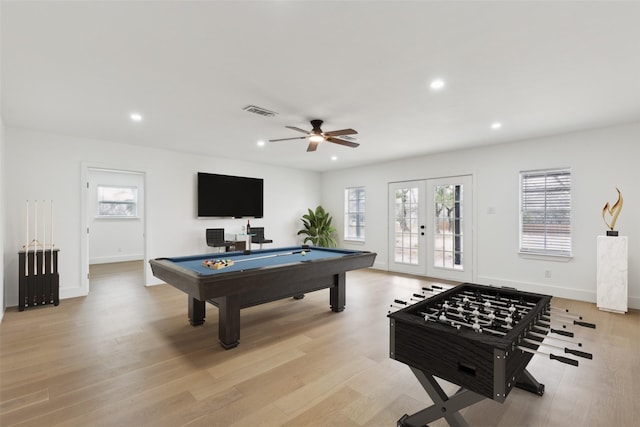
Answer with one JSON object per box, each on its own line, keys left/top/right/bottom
{"left": 520, "top": 169, "right": 571, "bottom": 256}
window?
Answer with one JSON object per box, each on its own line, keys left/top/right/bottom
{"left": 97, "top": 185, "right": 138, "bottom": 217}
{"left": 344, "top": 187, "right": 365, "bottom": 242}
{"left": 520, "top": 168, "right": 571, "bottom": 256}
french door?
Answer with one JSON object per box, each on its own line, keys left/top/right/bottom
{"left": 388, "top": 181, "right": 427, "bottom": 275}
{"left": 389, "top": 176, "right": 473, "bottom": 282}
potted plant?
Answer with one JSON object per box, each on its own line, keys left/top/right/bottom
{"left": 297, "top": 205, "right": 337, "bottom": 247}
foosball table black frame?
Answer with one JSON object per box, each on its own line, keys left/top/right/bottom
{"left": 389, "top": 283, "right": 552, "bottom": 427}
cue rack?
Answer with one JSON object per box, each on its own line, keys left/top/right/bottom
{"left": 18, "top": 200, "right": 59, "bottom": 311}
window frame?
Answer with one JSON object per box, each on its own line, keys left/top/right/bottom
{"left": 519, "top": 168, "right": 572, "bottom": 258}
{"left": 344, "top": 186, "right": 366, "bottom": 243}
{"left": 96, "top": 185, "right": 139, "bottom": 218}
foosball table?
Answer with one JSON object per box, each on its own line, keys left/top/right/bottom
{"left": 388, "top": 283, "right": 594, "bottom": 427}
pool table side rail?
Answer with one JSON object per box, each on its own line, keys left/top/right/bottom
{"left": 149, "top": 250, "right": 377, "bottom": 301}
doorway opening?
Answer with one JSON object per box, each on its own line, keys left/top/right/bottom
{"left": 82, "top": 167, "right": 146, "bottom": 294}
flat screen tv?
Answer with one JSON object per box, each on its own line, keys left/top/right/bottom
{"left": 197, "top": 172, "right": 263, "bottom": 218}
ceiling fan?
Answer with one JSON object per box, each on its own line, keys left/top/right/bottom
{"left": 269, "top": 119, "right": 359, "bottom": 152}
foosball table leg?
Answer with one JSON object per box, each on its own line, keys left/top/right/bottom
{"left": 514, "top": 368, "right": 545, "bottom": 396}
{"left": 397, "top": 367, "right": 485, "bottom": 427}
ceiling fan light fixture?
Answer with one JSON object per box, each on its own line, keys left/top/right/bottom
{"left": 269, "top": 119, "right": 359, "bottom": 151}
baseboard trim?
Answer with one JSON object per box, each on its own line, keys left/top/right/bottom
{"left": 90, "top": 255, "right": 144, "bottom": 265}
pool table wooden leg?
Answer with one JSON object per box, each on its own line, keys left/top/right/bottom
{"left": 330, "top": 272, "right": 346, "bottom": 312}
{"left": 188, "top": 297, "right": 206, "bottom": 326}
{"left": 218, "top": 295, "right": 240, "bottom": 349}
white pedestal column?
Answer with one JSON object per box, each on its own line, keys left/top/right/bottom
{"left": 596, "top": 235, "right": 628, "bottom": 313}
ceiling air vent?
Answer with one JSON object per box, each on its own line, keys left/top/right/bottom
{"left": 243, "top": 105, "right": 278, "bottom": 117}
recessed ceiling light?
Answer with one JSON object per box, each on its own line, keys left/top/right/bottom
{"left": 257, "top": 140, "right": 265, "bottom": 147}
{"left": 130, "top": 112, "right": 143, "bottom": 122}
{"left": 331, "top": 156, "right": 337, "bottom": 161}
{"left": 491, "top": 122, "right": 502, "bottom": 130}
{"left": 429, "top": 79, "right": 445, "bottom": 90}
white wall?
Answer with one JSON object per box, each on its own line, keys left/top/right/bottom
{"left": 3, "top": 127, "right": 321, "bottom": 307}
{"left": 88, "top": 168, "right": 145, "bottom": 264}
{"left": 0, "top": 10, "right": 4, "bottom": 318}
{"left": 322, "top": 121, "right": 640, "bottom": 309}
{"left": 0, "top": 117, "right": 5, "bottom": 320}
{"left": 4, "top": 123, "right": 639, "bottom": 310}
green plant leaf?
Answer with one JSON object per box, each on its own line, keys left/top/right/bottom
{"left": 297, "top": 205, "right": 337, "bottom": 247}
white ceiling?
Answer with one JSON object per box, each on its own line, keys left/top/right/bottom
{"left": 2, "top": 1, "right": 640, "bottom": 172}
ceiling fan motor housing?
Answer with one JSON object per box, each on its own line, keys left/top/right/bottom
{"left": 310, "top": 119, "right": 324, "bottom": 133}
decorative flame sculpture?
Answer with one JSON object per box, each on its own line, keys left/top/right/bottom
{"left": 602, "top": 188, "right": 623, "bottom": 233}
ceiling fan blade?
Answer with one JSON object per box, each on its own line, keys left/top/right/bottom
{"left": 285, "top": 126, "right": 311, "bottom": 135}
{"left": 323, "top": 128, "right": 358, "bottom": 137}
{"left": 326, "top": 136, "right": 360, "bottom": 148}
{"left": 269, "top": 136, "right": 307, "bottom": 142}
{"left": 307, "top": 140, "right": 319, "bottom": 152}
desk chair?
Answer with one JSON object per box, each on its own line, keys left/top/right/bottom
{"left": 250, "top": 227, "right": 273, "bottom": 249}
{"left": 206, "top": 228, "right": 235, "bottom": 252}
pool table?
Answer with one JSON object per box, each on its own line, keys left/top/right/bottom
{"left": 149, "top": 246, "right": 376, "bottom": 349}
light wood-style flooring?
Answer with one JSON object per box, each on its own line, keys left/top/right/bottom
{"left": 1, "top": 261, "right": 639, "bottom": 426}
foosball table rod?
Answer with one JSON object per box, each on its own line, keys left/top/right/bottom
{"left": 528, "top": 330, "right": 582, "bottom": 346}
{"left": 422, "top": 310, "right": 507, "bottom": 335}
{"left": 517, "top": 345, "right": 579, "bottom": 366}
{"left": 410, "top": 293, "right": 425, "bottom": 302}
{"left": 534, "top": 322, "right": 575, "bottom": 337}
{"left": 550, "top": 306, "right": 586, "bottom": 317}
{"left": 542, "top": 314, "right": 596, "bottom": 329}
{"left": 388, "top": 285, "right": 453, "bottom": 314}
{"left": 522, "top": 338, "right": 592, "bottom": 359}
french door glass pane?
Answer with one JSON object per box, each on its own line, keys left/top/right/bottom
{"left": 394, "top": 187, "right": 419, "bottom": 265}
{"left": 433, "top": 184, "right": 464, "bottom": 270}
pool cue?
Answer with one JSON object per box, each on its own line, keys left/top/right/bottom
{"left": 50, "top": 200, "right": 54, "bottom": 273}
{"left": 229, "top": 249, "right": 311, "bottom": 263}
{"left": 25, "top": 200, "right": 29, "bottom": 276}
{"left": 42, "top": 200, "right": 46, "bottom": 274}
{"left": 40, "top": 201, "right": 45, "bottom": 304}
{"left": 34, "top": 200, "right": 38, "bottom": 276}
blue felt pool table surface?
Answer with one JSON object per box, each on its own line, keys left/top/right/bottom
{"left": 163, "top": 246, "right": 363, "bottom": 276}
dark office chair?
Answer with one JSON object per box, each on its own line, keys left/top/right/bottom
{"left": 250, "top": 227, "right": 273, "bottom": 249}
{"left": 206, "top": 228, "right": 234, "bottom": 252}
